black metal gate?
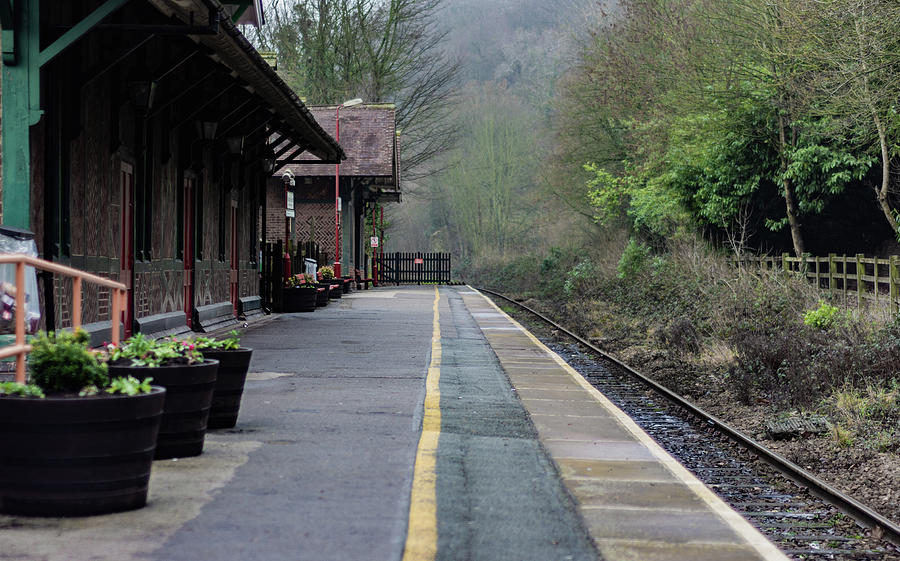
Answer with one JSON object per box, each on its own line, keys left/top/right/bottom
{"left": 374, "top": 252, "right": 451, "bottom": 285}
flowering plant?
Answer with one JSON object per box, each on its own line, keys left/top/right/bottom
{"left": 318, "top": 266, "right": 335, "bottom": 280}
{"left": 188, "top": 329, "right": 241, "bottom": 351}
{"left": 285, "top": 273, "right": 317, "bottom": 288}
{"left": 102, "top": 334, "right": 203, "bottom": 367}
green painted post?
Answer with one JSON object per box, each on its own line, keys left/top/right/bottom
{"left": 1, "top": 0, "right": 42, "bottom": 228}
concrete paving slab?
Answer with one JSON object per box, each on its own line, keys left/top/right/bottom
{"left": 530, "top": 414, "right": 627, "bottom": 442}
{"left": 556, "top": 459, "right": 679, "bottom": 482}
{"left": 564, "top": 479, "right": 710, "bottom": 511}
{"left": 515, "top": 387, "right": 602, "bottom": 401}
{"left": 521, "top": 397, "right": 619, "bottom": 417}
{"left": 595, "top": 540, "right": 768, "bottom": 561}
{"left": 580, "top": 508, "right": 744, "bottom": 543}
{"left": 543, "top": 439, "right": 659, "bottom": 461}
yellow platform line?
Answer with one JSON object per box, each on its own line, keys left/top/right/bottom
{"left": 402, "top": 286, "right": 442, "bottom": 561}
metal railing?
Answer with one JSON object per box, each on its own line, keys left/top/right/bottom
{"left": 0, "top": 254, "right": 127, "bottom": 384}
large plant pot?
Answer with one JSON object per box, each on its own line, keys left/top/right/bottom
{"left": 315, "top": 286, "right": 328, "bottom": 307}
{"left": 108, "top": 359, "right": 218, "bottom": 460}
{"left": 283, "top": 286, "right": 318, "bottom": 312}
{"left": 339, "top": 277, "right": 352, "bottom": 294}
{"left": 321, "top": 281, "right": 342, "bottom": 299}
{"left": 0, "top": 387, "right": 166, "bottom": 516}
{"left": 200, "top": 348, "right": 253, "bottom": 430}
{"left": 314, "top": 283, "right": 333, "bottom": 304}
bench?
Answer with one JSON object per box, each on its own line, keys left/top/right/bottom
{"left": 354, "top": 268, "right": 374, "bottom": 290}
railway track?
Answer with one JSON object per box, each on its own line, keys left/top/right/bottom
{"left": 478, "top": 288, "right": 900, "bottom": 560}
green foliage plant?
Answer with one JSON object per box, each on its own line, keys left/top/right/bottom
{"left": 564, "top": 260, "right": 597, "bottom": 296}
{"left": 617, "top": 238, "right": 650, "bottom": 279}
{"left": 190, "top": 330, "right": 241, "bottom": 351}
{"left": 319, "top": 266, "right": 335, "bottom": 280}
{"left": 28, "top": 330, "right": 109, "bottom": 394}
{"left": 106, "top": 376, "right": 154, "bottom": 396}
{"left": 803, "top": 302, "right": 842, "bottom": 330}
{"left": 0, "top": 381, "right": 45, "bottom": 398}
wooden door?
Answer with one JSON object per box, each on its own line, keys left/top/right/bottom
{"left": 183, "top": 177, "right": 195, "bottom": 329}
{"left": 120, "top": 163, "right": 135, "bottom": 338}
{"left": 230, "top": 200, "right": 239, "bottom": 317}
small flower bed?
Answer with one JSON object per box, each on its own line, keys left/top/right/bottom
{"left": 285, "top": 273, "right": 317, "bottom": 288}
{"left": 102, "top": 333, "right": 203, "bottom": 368}
{"left": 2, "top": 329, "right": 155, "bottom": 398}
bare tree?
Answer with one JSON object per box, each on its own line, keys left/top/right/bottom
{"left": 255, "top": 0, "right": 460, "bottom": 179}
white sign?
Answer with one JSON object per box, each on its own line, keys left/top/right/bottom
{"left": 370, "top": 236, "right": 379, "bottom": 248}
{"left": 286, "top": 190, "right": 295, "bottom": 217}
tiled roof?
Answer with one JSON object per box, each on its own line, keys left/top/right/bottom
{"left": 283, "top": 105, "right": 397, "bottom": 178}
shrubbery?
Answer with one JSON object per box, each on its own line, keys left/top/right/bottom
{"left": 468, "top": 238, "right": 900, "bottom": 451}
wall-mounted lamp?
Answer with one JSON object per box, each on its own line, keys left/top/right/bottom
{"left": 262, "top": 157, "right": 275, "bottom": 173}
{"left": 226, "top": 136, "right": 244, "bottom": 155}
{"left": 127, "top": 79, "right": 157, "bottom": 112}
{"left": 196, "top": 120, "right": 218, "bottom": 141}
{"left": 126, "top": 64, "right": 157, "bottom": 113}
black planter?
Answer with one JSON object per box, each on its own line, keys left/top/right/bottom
{"left": 108, "top": 359, "right": 218, "bottom": 460}
{"left": 321, "top": 281, "right": 342, "bottom": 299}
{"left": 339, "top": 277, "right": 352, "bottom": 294}
{"left": 200, "top": 347, "right": 253, "bottom": 430}
{"left": 0, "top": 387, "right": 166, "bottom": 516}
{"left": 315, "top": 286, "right": 329, "bottom": 306}
{"left": 283, "top": 286, "right": 317, "bottom": 312}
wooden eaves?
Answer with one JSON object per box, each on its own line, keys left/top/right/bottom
{"left": 144, "top": 0, "right": 345, "bottom": 164}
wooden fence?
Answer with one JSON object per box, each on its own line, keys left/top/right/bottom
{"left": 738, "top": 253, "right": 900, "bottom": 313}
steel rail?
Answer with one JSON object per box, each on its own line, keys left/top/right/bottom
{"left": 477, "top": 287, "right": 900, "bottom": 547}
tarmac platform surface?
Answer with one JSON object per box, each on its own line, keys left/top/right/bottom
{"left": 0, "top": 286, "right": 788, "bottom": 561}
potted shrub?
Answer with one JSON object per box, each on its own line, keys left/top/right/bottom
{"left": 283, "top": 273, "right": 319, "bottom": 313}
{"left": 189, "top": 330, "right": 253, "bottom": 429}
{"left": 0, "top": 329, "right": 164, "bottom": 516}
{"left": 317, "top": 266, "right": 342, "bottom": 300}
{"left": 103, "top": 334, "right": 218, "bottom": 460}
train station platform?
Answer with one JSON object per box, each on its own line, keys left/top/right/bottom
{"left": 0, "top": 286, "right": 788, "bottom": 561}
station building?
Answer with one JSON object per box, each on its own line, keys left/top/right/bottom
{"left": 0, "top": 0, "right": 344, "bottom": 342}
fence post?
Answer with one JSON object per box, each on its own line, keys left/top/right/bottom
{"left": 891, "top": 256, "right": 899, "bottom": 315}
{"left": 841, "top": 254, "right": 848, "bottom": 304}
{"left": 856, "top": 253, "right": 864, "bottom": 313}
{"left": 828, "top": 253, "right": 836, "bottom": 292}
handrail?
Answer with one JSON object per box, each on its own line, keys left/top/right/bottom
{"left": 0, "top": 253, "right": 127, "bottom": 384}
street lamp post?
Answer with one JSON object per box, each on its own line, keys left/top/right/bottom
{"left": 334, "top": 98, "right": 363, "bottom": 277}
